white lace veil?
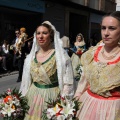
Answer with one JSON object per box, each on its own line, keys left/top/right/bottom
{"left": 19, "top": 21, "right": 68, "bottom": 96}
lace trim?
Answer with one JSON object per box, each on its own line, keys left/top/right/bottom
{"left": 94, "top": 46, "right": 120, "bottom": 65}
{"left": 82, "top": 46, "right": 120, "bottom": 95}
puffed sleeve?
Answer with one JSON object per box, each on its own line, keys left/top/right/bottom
{"left": 74, "top": 48, "right": 95, "bottom": 99}
{"left": 74, "top": 51, "right": 89, "bottom": 99}
{"left": 74, "top": 70, "right": 88, "bottom": 99}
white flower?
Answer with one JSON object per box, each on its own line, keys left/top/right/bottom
{"left": 47, "top": 104, "right": 62, "bottom": 118}
{"left": 1, "top": 103, "right": 15, "bottom": 117}
{"left": 12, "top": 96, "right": 20, "bottom": 106}
{"left": 46, "top": 111, "right": 52, "bottom": 119}
{"left": 60, "top": 101, "right": 75, "bottom": 118}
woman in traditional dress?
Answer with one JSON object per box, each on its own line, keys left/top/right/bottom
{"left": 19, "top": 21, "right": 74, "bottom": 120}
{"left": 71, "top": 33, "right": 86, "bottom": 90}
{"left": 74, "top": 11, "right": 120, "bottom": 120}
{"left": 72, "top": 33, "right": 86, "bottom": 55}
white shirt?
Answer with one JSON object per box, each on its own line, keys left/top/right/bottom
{"left": 2, "top": 44, "right": 9, "bottom": 54}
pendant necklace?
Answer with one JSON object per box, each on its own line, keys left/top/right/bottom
{"left": 39, "top": 49, "right": 53, "bottom": 58}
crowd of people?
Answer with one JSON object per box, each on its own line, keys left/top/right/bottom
{"left": 0, "top": 10, "right": 120, "bottom": 120}
{"left": 0, "top": 27, "right": 33, "bottom": 82}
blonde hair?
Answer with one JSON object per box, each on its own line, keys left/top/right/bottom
{"left": 20, "top": 27, "right": 26, "bottom": 32}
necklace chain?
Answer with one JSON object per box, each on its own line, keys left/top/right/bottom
{"left": 101, "top": 47, "right": 120, "bottom": 60}
{"left": 39, "top": 49, "right": 53, "bottom": 58}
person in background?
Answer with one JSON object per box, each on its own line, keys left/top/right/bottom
{"left": 72, "top": 33, "right": 86, "bottom": 55}
{"left": 74, "top": 11, "right": 120, "bottom": 120}
{"left": 71, "top": 33, "right": 86, "bottom": 90}
{"left": 2, "top": 40, "right": 13, "bottom": 71}
{"left": 0, "top": 46, "right": 7, "bottom": 72}
{"left": 2, "top": 40, "right": 10, "bottom": 54}
{"left": 61, "top": 36, "right": 70, "bottom": 54}
{"left": 19, "top": 21, "right": 74, "bottom": 120}
{"left": 16, "top": 27, "right": 28, "bottom": 82}
{"left": 11, "top": 29, "right": 20, "bottom": 51}
{"left": 10, "top": 29, "right": 20, "bottom": 70}
{"left": 16, "top": 27, "right": 28, "bottom": 56}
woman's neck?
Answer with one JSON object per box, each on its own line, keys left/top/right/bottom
{"left": 39, "top": 44, "right": 53, "bottom": 54}
{"left": 104, "top": 45, "right": 120, "bottom": 53}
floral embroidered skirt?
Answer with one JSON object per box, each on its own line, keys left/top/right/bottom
{"left": 24, "top": 83, "right": 60, "bottom": 120}
{"left": 76, "top": 90, "right": 120, "bottom": 120}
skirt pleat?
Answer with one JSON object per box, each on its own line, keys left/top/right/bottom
{"left": 77, "top": 91, "right": 120, "bottom": 120}
{"left": 24, "top": 83, "right": 60, "bottom": 120}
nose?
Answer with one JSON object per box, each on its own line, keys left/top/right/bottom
{"left": 39, "top": 33, "right": 43, "bottom": 38}
{"left": 104, "top": 29, "right": 109, "bottom": 36}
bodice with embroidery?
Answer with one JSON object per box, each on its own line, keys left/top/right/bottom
{"left": 30, "top": 52, "right": 58, "bottom": 84}
{"left": 81, "top": 46, "right": 120, "bottom": 96}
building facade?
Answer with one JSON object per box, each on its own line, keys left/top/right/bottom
{"left": 44, "top": 0, "right": 116, "bottom": 47}
{"left": 0, "top": 0, "right": 116, "bottom": 48}
{"left": 116, "top": 0, "right": 120, "bottom": 10}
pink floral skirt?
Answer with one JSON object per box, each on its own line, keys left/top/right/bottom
{"left": 24, "top": 83, "right": 60, "bottom": 120}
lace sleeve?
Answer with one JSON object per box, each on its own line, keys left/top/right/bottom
{"left": 62, "top": 57, "right": 75, "bottom": 97}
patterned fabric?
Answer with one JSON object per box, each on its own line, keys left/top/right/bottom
{"left": 24, "top": 52, "right": 60, "bottom": 120}
{"left": 19, "top": 21, "right": 74, "bottom": 97}
{"left": 82, "top": 46, "right": 120, "bottom": 96}
{"left": 75, "top": 46, "right": 120, "bottom": 120}
{"left": 30, "top": 51, "right": 57, "bottom": 84}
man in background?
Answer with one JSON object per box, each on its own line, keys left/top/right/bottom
{"left": 61, "top": 36, "right": 70, "bottom": 54}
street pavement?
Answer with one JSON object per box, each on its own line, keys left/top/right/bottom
{"left": 0, "top": 71, "right": 21, "bottom": 93}
{"left": 0, "top": 71, "right": 21, "bottom": 120}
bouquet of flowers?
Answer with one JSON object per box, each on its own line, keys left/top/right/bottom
{"left": 42, "top": 93, "right": 81, "bottom": 120}
{"left": 76, "top": 48, "right": 85, "bottom": 56}
{"left": 75, "top": 64, "right": 83, "bottom": 81}
{"left": 0, "top": 88, "right": 29, "bottom": 120}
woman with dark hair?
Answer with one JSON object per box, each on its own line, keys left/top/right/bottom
{"left": 74, "top": 11, "right": 120, "bottom": 120}
{"left": 19, "top": 21, "right": 74, "bottom": 120}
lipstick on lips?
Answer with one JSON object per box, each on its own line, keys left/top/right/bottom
{"left": 39, "top": 40, "right": 45, "bottom": 43}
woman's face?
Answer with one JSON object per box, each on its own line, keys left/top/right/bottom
{"left": 101, "top": 16, "right": 120, "bottom": 46}
{"left": 36, "top": 26, "right": 51, "bottom": 48}
{"left": 77, "top": 35, "right": 82, "bottom": 42}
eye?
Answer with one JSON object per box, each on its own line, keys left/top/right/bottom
{"left": 36, "top": 32, "right": 40, "bottom": 35}
{"left": 108, "top": 26, "right": 116, "bottom": 30}
{"left": 101, "top": 26, "right": 106, "bottom": 30}
{"left": 43, "top": 32, "right": 48, "bottom": 34}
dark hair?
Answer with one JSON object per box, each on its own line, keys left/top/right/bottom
{"left": 36, "top": 23, "right": 54, "bottom": 42}
{"left": 102, "top": 11, "right": 120, "bottom": 22}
